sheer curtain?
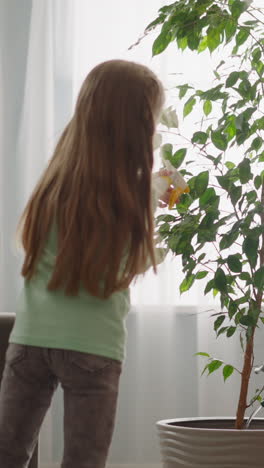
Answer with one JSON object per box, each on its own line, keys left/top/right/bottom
{"left": 0, "top": 0, "right": 75, "bottom": 311}
{"left": 0, "top": 1, "right": 263, "bottom": 467}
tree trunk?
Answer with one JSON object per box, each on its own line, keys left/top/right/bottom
{"left": 235, "top": 182, "right": 264, "bottom": 429}
{"left": 235, "top": 332, "right": 255, "bottom": 429}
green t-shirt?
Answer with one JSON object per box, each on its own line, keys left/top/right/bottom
{"left": 10, "top": 224, "right": 130, "bottom": 362}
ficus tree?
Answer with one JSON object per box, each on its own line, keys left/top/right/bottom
{"left": 138, "top": 0, "right": 264, "bottom": 429}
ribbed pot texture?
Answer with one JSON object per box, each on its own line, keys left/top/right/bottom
{"left": 157, "top": 417, "right": 264, "bottom": 468}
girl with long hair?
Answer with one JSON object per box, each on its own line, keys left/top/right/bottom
{"left": 0, "top": 59, "right": 168, "bottom": 468}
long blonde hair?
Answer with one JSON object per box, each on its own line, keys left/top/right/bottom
{"left": 17, "top": 60, "right": 164, "bottom": 299}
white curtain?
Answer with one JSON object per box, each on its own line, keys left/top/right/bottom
{"left": 1, "top": 1, "right": 263, "bottom": 467}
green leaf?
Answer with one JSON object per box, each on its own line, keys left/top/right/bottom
{"left": 225, "top": 19, "right": 237, "bottom": 42}
{"left": 225, "top": 121, "right": 237, "bottom": 141}
{"left": 198, "top": 253, "right": 206, "bottom": 262}
{"left": 244, "top": 20, "right": 258, "bottom": 26}
{"left": 239, "top": 315, "right": 255, "bottom": 326}
{"left": 254, "top": 175, "right": 262, "bottom": 190}
{"left": 211, "top": 130, "right": 228, "bottom": 151}
{"left": 198, "top": 224, "right": 217, "bottom": 243}
{"left": 256, "top": 114, "right": 264, "bottom": 135}
{"left": 235, "top": 310, "right": 243, "bottom": 325}
{"left": 207, "top": 28, "right": 221, "bottom": 52}
{"left": 214, "top": 70, "right": 221, "bottom": 80}
{"left": 236, "top": 28, "right": 250, "bottom": 47}
{"left": 187, "top": 32, "right": 200, "bottom": 51}
{"left": 243, "top": 106, "right": 257, "bottom": 122}
{"left": 256, "top": 61, "right": 264, "bottom": 76}
{"left": 152, "top": 29, "right": 172, "bottom": 56}
{"left": 199, "top": 187, "right": 218, "bottom": 209}
{"left": 238, "top": 79, "right": 251, "bottom": 99}
{"left": 168, "top": 235, "right": 179, "bottom": 251}
{"left": 180, "top": 274, "right": 195, "bottom": 294}
{"left": 183, "top": 97, "right": 196, "bottom": 117}
{"left": 170, "top": 148, "right": 187, "bottom": 168}
{"left": 231, "top": 0, "right": 247, "bottom": 19}
{"left": 195, "top": 171, "right": 209, "bottom": 196}
{"left": 192, "top": 132, "right": 208, "bottom": 145}
{"left": 214, "top": 268, "right": 227, "bottom": 292}
{"left": 159, "top": 222, "right": 170, "bottom": 234}
{"left": 235, "top": 112, "right": 246, "bottom": 131}
{"left": 161, "top": 143, "right": 173, "bottom": 161}
{"left": 226, "top": 327, "right": 236, "bottom": 338}
{"left": 225, "top": 161, "right": 235, "bottom": 170}
{"left": 176, "top": 193, "right": 193, "bottom": 213}
{"left": 214, "top": 315, "right": 225, "bottom": 331}
{"left": 232, "top": 44, "right": 239, "bottom": 54}
{"left": 254, "top": 267, "right": 264, "bottom": 290}
{"left": 177, "top": 36, "right": 188, "bottom": 51}
{"left": 236, "top": 296, "right": 250, "bottom": 305}
{"left": 203, "top": 100, "right": 212, "bottom": 116}
{"left": 223, "top": 364, "right": 234, "bottom": 381}
{"left": 243, "top": 236, "right": 259, "bottom": 268}
{"left": 204, "top": 279, "right": 215, "bottom": 295}
{"left": 238, "top": 159, "right": 252, "bottom": 184}
{"left": 216, "top": 60, "right": 225, "bottom": 72}
{"left": 226, "top": 71, "right": 240, "bottom": 88}
{"left": 199, "top": 84, "right": 225, "bottom": 101}
{"left": 196, "top": 271, "right": 209, "bottom": 280}
{"left": 217, "top": 326, "right": 229, "bottom": 337}
{"left": 156, "top": 214, "right": 176, "bottom": 223}
{"left": 259, "top": 152, "right": 264, "bottom": 163}
{"left": 246, "top": 190, "right": 257, "bottom": 204}
{"left": 227, "top": 254, "right": 242, "bottom": 273}
{"left": 159, "top": 5, "right": 175, "bottom": 14}
{"left": 220, "top": 231, "right": 239, "bottom": 250}
{"left": 251, "top": 137, "right": 263, "bottom": 152}
{"left": 177, "top": 84, "right": 192, "bottom": 99}
{"left": 217, "top": 176, "right": 232, "bottom": 191}
{"left": 230, "top": 185, "right": 242, "bottom": 206}
{"left": 198, "top": 36, "right": 208, "bottom": 53}
{"left": 195, "top": 352, "right": 210, "bottom": 357}
{"left": 228, "top": 301, "right": 238, "bottom": 319}
{"left": 239, "top": 272, "right": 251, "bottom": 282}
{"left": 146, "top": 13, "right": 166, "bottom": 31}
{"left": 208, "top": 359, "right": 223, "bottom": 374}
{"left": 199, "top": 210, "right": 219, "bottom": 231}
{"left": 201, "top": 363, "right": 210, "bottom": 376}
{"left": 160, "top": 107, "right": 179, "bottom": 128}
{"left": 252, "top": 47, "right": 261, "bottom": 62}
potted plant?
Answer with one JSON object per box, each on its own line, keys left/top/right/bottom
{"left": 133, "top": 0, "right": 264, "bottom": 466}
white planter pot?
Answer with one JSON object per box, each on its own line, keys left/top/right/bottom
{"left": 157, "top": 417, "right": 264, "bottom": 468}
